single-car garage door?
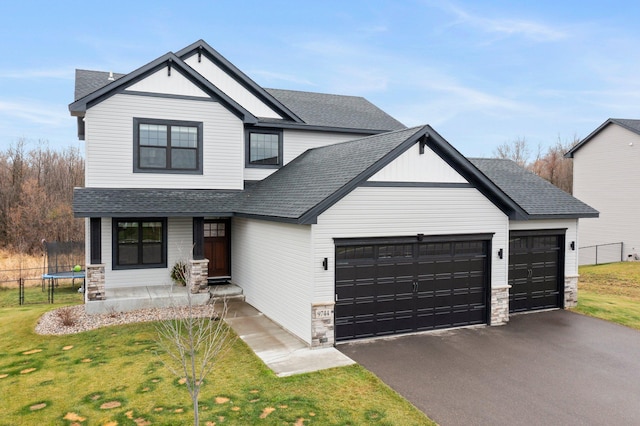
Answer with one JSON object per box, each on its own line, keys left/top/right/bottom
{"left": 335, "top": 235, "right": 490, "bottom": 342}
{"left": 508, "top": 230, "right": 565, "bottom": 313}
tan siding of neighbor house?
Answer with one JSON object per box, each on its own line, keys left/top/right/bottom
{"left": 573, "top": 124, "right": 640, "bottom": 262}
{"left": 231, "top": 218, "right": 313, "bottom": 344}
{"left": 184, "top": 54, "right": 282, "bottom": 119}
{"left": 85, "top": 93, "right": 243, "bottom": 189}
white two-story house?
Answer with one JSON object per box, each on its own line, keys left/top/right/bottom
{"left": 71, "top": 40, "right": 597, "bottom": 347}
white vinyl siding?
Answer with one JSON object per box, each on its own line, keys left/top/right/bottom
{"left": 369, "top": 143, "right": 468, "bottom": 183}
{"left": 184, "top": 54, "right": 282, "bottom": 119}
{"left": 243, "top": 130, "right": 361, "bottom": 181}
{"left": 231, "top": 218, "right": 313, "bottom": 344}
{"left": 126, "top": 67, "right": 209, "bottom": 98}
{"left": 85, "top": 93, "right": 243, "bottom": 189}
{"left": 312, "top": 186, "right": 509, "bottom": 302}
{"left": 100, "top": 217, "right": 193, "bottom": 289}
{"left": 509, "top": 219, "right": 579, "bottom": 276}
{"left": 573, "top": 124, "right": 640, "bottom": 260}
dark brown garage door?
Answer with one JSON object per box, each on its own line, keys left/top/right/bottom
{"left": 508, "top": 230, "right": 564, "bottom": 313}
{"left": 335, "top": 236, "right": 490, "bottom": 342}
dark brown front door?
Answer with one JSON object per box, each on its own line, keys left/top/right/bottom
{"left": 203, "top": 220, "right": 230, "bottom": 278}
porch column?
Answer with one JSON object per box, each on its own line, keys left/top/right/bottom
{"left": 189, "top": 259, "right": 209, "bottom": 294}
{"left": 86, "top": 264, "right": 106, "bottom": 301}
{"left": 193, "top": 217, "right": 204, "bottom": 260}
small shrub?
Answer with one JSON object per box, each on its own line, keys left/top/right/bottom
{"left": 57, "top": 307, "right": 77, "bottom": 327}
{"left": 170, "top": 261, "right": 188, "bottom": 286}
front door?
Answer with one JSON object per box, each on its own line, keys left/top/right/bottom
{"left": 203, "top": 220, "right": 230, "bottom": 278}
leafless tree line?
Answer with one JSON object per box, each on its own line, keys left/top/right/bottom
{"left": 0, "top": 138, "right": 84, "bottom": 254}
{"left": 493, "top": 136, "right": 577, "bottom": 194}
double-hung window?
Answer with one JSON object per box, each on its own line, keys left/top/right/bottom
{"left": 113, "top": 219, "right": 167, "bottom": 269}
{"left": 245, "top": 129, "right": 282, "bottom": 168}
{"left": 134, "top": 118, "right": 203, "bottom": 174}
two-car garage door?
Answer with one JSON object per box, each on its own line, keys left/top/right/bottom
{"left": 335, "top": 235, "right": 490, "bottom": 342}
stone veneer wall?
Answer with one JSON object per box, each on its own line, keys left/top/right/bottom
{"left": 490, "top": 286, "right": 510, "bottom": 325}
{"left": 86, "top": 264, "right": 106, "bottom": 301}
{"left": 311, "top": 302, "right": 335, "bottom": 348}
{"left": 564, "top": 274, "right": 579, "bottom": 308}
{"left": 189, "top": 259, "right": 210, "bottom": 294}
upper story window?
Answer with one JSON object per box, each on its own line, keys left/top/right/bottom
{"left": 133, "top": 118, "right": 203, "bottom": 174}
{"left": 245, "top": 129, "right": 283, "bottom": 168}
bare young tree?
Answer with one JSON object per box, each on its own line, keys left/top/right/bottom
{"left": 154, "top": 259, "right": 236, "bottom": 425}
{"left": 493, "top": 137, "right": 532, "bottom": 167}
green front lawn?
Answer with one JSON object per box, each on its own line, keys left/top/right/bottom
{"left": 0, "top": 303, "right": 433, "bottom": 425}
{"left": 574, "top": 262, "right": 640, "bottom": 330}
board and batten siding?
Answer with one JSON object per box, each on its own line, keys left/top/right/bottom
{"left": 509, "top": 219, "right": 579, "bottom": 276}
{"left": 85, "top": 93, "right": 244, "bottom": 189}
{"left": 184, "top": 54, "right": 282, "bottom": 119}
{"left": 312, "top": 186, "right": 509, "bottom": 303}
{"left": 99, "top": 217, "right": 193, "bottom": 289}
{"left": 231, "top": 218, "right": 313, "bottom": 344}
{"left": 127, "top": 67, "right": 210, "bottom": 98}
{"left": 369, "top": 143, "right": 468, "bottom": 183}
{"left": 243, "top": 130, "right": 362, "bottom": 181}
{"left": 573, "top": 124, "right": 640, "bottom": 259}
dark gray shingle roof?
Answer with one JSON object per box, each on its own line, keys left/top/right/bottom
{"left": 264, "top": 88, "right": 406, "bottom": 132}
{"left": 235, "top": 126, "right": 425, "bottom": 222}
{"left": 73, "top": 188, "right": 240, "bottom": 217}
{"left": 74, "top": 69, "right": 126, "bottom": 101}
{"left": 469, "top": 158, "right": 598, "bottom": 218}
{"left": 72, "top": 71, "right": 405, "bottom": 132}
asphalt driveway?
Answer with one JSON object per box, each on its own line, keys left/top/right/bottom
{"left": 338, "top": 310, "right": 640, "bottom": 425}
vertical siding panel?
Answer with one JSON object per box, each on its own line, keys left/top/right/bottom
{"left": 184, "top": 55, "right": 282, "bottom": 119}
{"left": 369, "top": 144, "right": 468, "bottom": 183}
{"left": 126, "top": 67, "right": 209, "bottom": 97}
{"left": 573, "top": 124, "right": 640, "bottom": 259}
{"left": 312, "top": 187, "right": 509, "bottom": 302}
{"left": 85, "top": 93, "right": 243, "bottom": 189}
{"left": 231, "top": 218, "right": 313, "bottom": 344}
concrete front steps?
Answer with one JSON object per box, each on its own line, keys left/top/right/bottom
{"left": 84, "top": 282, "right": 244, "bottom": 314}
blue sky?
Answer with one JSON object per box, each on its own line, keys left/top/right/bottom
{"left": 2, "top": 0, "right": 640, "bottom": 157}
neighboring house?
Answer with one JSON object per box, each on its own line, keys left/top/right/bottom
{"left": 566, "top": 118, "right": 640, "bottom": 264}
{"left": 70, "top": 40, "right": 597, "bottom": 347}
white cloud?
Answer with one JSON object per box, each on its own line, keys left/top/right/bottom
{"left": 432, "top": 1, "right": 568, "bottom": 42}
{"left": 0, "top": 68, "right": 74, "bottom": 80}
{"left": 0, "top": 99, "right": 69, "bottom": 127}
{"left": 248, "top": 70, "right": 316, "bottom": 87}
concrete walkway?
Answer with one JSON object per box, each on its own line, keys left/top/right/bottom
{"left": 224, "top": 300, "right": 354, "bottom": 377}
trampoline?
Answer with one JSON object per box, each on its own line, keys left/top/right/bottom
{"left": 40, "top": 271, "right": 85, "bottom": 303}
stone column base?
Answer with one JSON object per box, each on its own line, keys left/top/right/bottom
{"left": 189, "top": 259, "right": 210, "bottom": 294}
{"left": 490, "top": 286, "right": 510, "bottom": 325}
{"left": 86, "top": 264, "right": 106, "bottom": 301}
{"left": 564, "top": 274, "right": 579, "bottom": 308}
{"left": 312, "top": 302, "right": 335, "bottom": 348}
